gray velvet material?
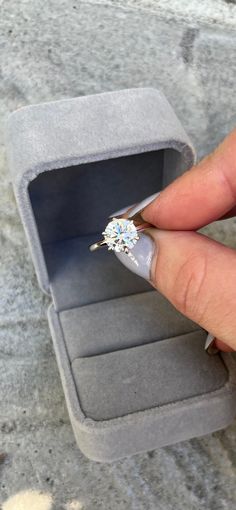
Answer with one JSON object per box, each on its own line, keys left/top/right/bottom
{"left": 48, "top": 304, "right": 236, "bottom": 461}
{"left": 71, "top": 331, "right": 228, "bottom": 420}
{"left": 28, "top": 151, "right": 165, "bottom": 243}
{"left": 60, "top": 290, "right": 200, "bottom": 359}
{"left": 6, "top": 88, "right": 195, "bottom": 294}
{"left": 5, "top": 88, "right": 236, "bottom": 461}
{"left": 45, "top": 234, "right": 152, "bottom": 311}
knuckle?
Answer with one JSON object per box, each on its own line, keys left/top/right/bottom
{"left": 172, "top": 252, "right": 208, "bottom": 321}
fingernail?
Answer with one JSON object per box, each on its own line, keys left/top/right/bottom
{"left": 115, "top": 232, "right": 155, "bottom": 280}
{"left": 109, "top": 203, "right": 135, "bottom": 218}
{"left": 205, "top": 333, "right": 219, "bottom": 355}
{"left": 109, "top": 192, "right": 160, "bottom": 220}
{"left": 127, "top": 192, "right": 160, "bottom": 219}
{"left": 205, "top": 333, "right": 215, "bottom": 350}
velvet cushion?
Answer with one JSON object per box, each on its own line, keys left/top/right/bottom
{"left": 60, "top": 290, "right": 200, "bottom": 359}
{"left": 71, "top": 331, "right": 228, "bottom": 420}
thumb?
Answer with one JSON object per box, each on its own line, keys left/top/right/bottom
{"left": 115, "top": 230, "right": 236, "bottom": 350}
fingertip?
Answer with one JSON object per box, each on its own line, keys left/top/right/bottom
{"left": 214, "top": 338, "right": 234, "bottom": 352}
{"left": 143, "top": 128, "right": 236, "bottom": 230}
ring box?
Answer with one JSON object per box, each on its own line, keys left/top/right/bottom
{"left": 5, "top": 88, "right": 236, "bottom": 461}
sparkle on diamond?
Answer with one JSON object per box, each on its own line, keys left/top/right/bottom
{"left": 103, "top": 218, "right": 139, "bottom": 253}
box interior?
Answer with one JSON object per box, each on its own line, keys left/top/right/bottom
{"left": 28, "top": 149, "right": 229, "bottom": 421}
{"left": 30, "top": 150, "right": 164, "bottom": 311}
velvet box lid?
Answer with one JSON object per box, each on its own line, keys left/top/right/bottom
{"left": 5, "top": 88, "right": 236, "bottom": 461}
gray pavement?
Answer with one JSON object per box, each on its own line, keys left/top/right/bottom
{"left": 1, "top": 1, "right": 236, "bottom": 509}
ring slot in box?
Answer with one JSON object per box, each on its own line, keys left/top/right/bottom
{"left": 5, "top": 88, "right": 236, "bottom": 461}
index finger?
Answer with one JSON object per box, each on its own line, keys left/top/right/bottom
{"left": 143, "top": 129, "right": 236, "bottom": 230}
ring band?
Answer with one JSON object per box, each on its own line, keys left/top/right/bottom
{"left": 89, "top": 240, "right": 107, "bottom": 252}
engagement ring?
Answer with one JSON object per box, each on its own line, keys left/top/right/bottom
{"left": 89, "top": 217, "right": 150, "bottom": 254}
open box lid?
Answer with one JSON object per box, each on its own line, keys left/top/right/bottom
{"left": 5, "top": 88, "right": 195, "bottom": 297}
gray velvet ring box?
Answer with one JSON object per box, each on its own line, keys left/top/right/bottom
{"left": 5, "top": 88, "right": 236, "bottom": 462}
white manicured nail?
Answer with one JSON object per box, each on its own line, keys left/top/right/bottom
{"left": 127, "top": 192, "right": 160, "bottom": 218}
{"left": 115, "top": 232, "right": 155, "bottom": 280}
{"left": 109, "top": 192, "right": 160, "bottom": 220}
{"left": 205, "top": 333, "right": 215, "bottom": 350}
{"left": 205, "top": 333, "right": 219, "bottom": 355}
{"left": 109, "top": 203, "right": 135, "bottom": 218}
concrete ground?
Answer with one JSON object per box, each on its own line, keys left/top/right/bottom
{"left": 1, "top": 1, "right": 236, "bottom": 508}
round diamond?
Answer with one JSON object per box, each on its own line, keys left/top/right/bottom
{"left": 103, "top": 218, "right": 139, "bottom": 253}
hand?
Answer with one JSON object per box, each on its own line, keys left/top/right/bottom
{"left": 116, "top": 130, "right": 236, "bottom": 352}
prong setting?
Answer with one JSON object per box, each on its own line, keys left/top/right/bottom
{"left": 102, "top": 217, "right": 139, "bottom": 253}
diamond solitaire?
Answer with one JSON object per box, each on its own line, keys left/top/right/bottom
{"left": 103, "top": 218, "right": 139, "bottom": 253}
{"left": 89, "top": 215, "right": 150, "bottom": 254}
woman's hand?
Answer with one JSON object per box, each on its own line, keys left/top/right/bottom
{"left": 116, "top": 130, "right": 236, "bottom": 352}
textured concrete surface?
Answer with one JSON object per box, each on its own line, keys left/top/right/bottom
{"left": 1, "top": 1, "right": 236, "bottom": 509}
